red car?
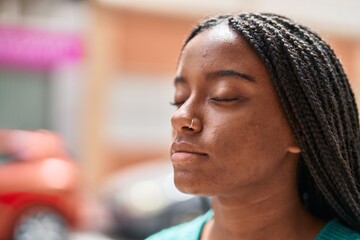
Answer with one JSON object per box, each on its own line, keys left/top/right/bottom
{"left": 0, "top": 129, "right": 81, "bottom": 240}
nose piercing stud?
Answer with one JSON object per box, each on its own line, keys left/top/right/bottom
{"left": 188, "top": 118, "right": 195, "bottom": 129}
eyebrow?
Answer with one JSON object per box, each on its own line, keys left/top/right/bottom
{"left": 174, "top": 69, "right": 255, "bottom": 85}
{"left": 207, "top": 70, "right": 255, "bottom": 82}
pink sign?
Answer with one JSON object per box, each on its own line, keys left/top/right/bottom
{"left": 0, "top": 25, "right": 83, "bottom": 69}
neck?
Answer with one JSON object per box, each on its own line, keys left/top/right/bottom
{"left": 204, "top": 178, "right": 324, "bottom": 240}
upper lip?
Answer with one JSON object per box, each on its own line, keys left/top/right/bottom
{"left": 171, "top": 142, "right": 207, "bottom": 155}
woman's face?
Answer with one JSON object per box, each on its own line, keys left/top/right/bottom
{"left": 171, "top": 23, "right": 300, "bottom": 197}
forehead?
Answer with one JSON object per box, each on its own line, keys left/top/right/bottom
{"left": 177, "top": 23, "right": 268, "bottom": 80}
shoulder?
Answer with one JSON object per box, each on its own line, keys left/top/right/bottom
{"left": 317, "top": 219, "right": 360, "bottom": 240}
{"left": 145, "top": 210, "right": 214, "bottom": 240}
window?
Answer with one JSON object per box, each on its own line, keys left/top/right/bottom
{"left": 0, "top": 69, "right": 50, "bottom": 130}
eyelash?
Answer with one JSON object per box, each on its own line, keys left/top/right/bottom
{"left": 169, "top": 97, "right": 241, "bottom": 107}
{"left": 209, "top": 97, "right": 240, "bottom": 103}
{"left": 169, "top": 101, "right": 184, "bottom": 107}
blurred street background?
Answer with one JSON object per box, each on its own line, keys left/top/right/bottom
{"left": 0, "top": 0, "right": 359, "bottom": 239}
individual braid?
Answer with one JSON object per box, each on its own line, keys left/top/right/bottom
{"left": 182, "top": 13, "right": 360, "bottom": 231}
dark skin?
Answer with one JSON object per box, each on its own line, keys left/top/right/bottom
{"left": 170, "top": 23, "right": 325, "bottom": 240}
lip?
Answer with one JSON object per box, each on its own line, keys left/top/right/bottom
{"left": 171, "top": 142, "right": 208, "bottom": 163}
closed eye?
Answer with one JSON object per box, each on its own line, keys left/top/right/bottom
{"left": 210, "top": 97, "right": 241, "bottom": 102}
{"left": 169, "top": 101, "right": 185, "bottom": 108}
{"left": 170, "top": 97, "right": 244, "bottom": 108}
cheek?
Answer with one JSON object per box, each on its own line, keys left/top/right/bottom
{"left": 209, "top": 111, "right": 266, "bottom": 156}
{"left": 206, "top": 117, "right": 257, "bottom": 179}
{"left": 208, "top": 110, "right": 292, "bottom": 182}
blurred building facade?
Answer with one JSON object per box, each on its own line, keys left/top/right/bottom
{"left": 0, "top": 0, "right": 87, "bottom": 150}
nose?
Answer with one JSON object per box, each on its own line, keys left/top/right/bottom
{"left": 171, "top": 105, "right": 202, "bottom": 134}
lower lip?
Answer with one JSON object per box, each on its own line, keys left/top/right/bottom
{"left": 171, "top": 152, "right": 208, "bottom": 163}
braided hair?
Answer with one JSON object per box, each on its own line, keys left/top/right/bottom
{"left": 182, "top": 13, "right": 360, "bottom": 231}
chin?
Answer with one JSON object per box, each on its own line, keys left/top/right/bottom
{"left": 173, "top": 172, "right": 214, "bottom": 196}
{"left": 174, "top": 173, "right": 199, "bottom": 194}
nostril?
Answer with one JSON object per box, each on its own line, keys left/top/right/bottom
{"left": 181, "top": 118, "right": 195, "bottom": 131}
{"left": 172, "top": 116, "right": 201, "bottom": 133}
{"left": 182, "top": 126, "right": 194, "bottom": 131}
{"left": 180, "top": 118, "right": 202, "bottom": 133}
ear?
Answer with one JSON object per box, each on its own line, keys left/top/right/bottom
{"left": 288, "top": 145, "right": 301, "bottom": 154}
{"left": 287, "top": 140, "right": 301, "bottom": 154}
